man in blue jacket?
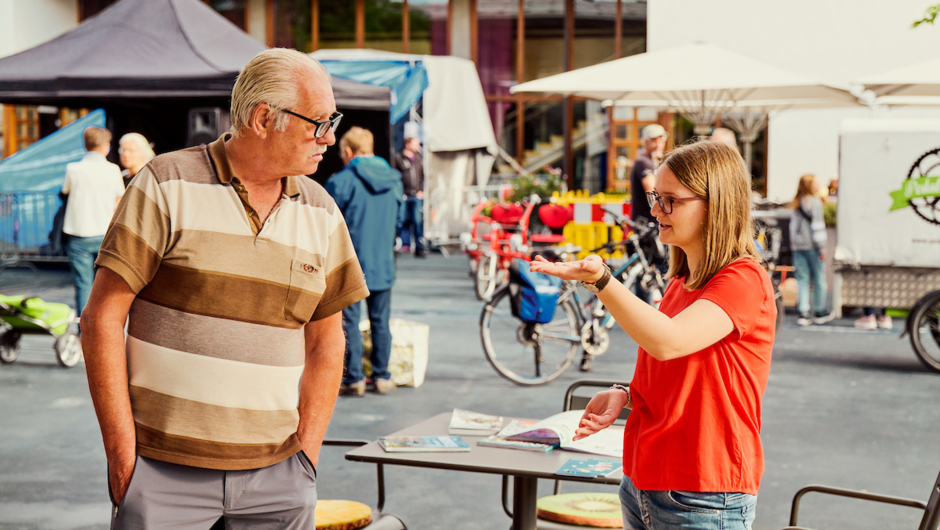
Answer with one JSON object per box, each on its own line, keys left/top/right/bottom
{"left": 326, "top": 127, "right": 404, "bottom": 397}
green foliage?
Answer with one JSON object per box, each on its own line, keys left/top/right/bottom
{"left": 823, "top": 200, "right": 837, "bottom": 227}
{"left": 508, "top": 167, "right": 564, "bottom": 203}
{"left": 912, "top": 4, "right": 940, "bottom": 27}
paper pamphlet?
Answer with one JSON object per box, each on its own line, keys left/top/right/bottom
{"left": 378, "top": 436, "right": 471, "bottom": 453}
{"left": 495, "top": 409, "right": 623, "bottom": 459}
{"left": 448, "top": 408, "right": 504, "bottom": 435}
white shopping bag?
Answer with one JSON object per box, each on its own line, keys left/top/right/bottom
{"left": 360, "top": 319, "right": 430, "bottom": 387}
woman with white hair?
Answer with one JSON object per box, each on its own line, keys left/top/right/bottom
{"left": 118, "top": 132, "right": 155, "bottom": 187}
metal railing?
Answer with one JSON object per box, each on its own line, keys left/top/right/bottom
{"left": 0, "top": 192, "right": 69, "bottom": 273}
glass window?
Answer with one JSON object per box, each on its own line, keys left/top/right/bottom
{"left": 318, "top": 2, "right": 356, "bottom": 50}
{"left": 207, "top": 0, "right": 248, "bottom": 30}
{"left": 273, "top": 0, "right": 312, "bottom": 51}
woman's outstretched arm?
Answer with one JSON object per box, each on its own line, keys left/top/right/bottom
{"left": 529, "top": 255, "right": 733, "bottom": 361}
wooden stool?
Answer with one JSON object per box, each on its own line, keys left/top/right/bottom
{"left": 314, "top": 499, "right": 373, "bottom": 530}
{"left": 537, "top": 492, "right": 623, "bottom": 528}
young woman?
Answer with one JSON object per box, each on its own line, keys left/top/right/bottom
{"left": 530, "top": 141, "right": 776, "bottom": 530}
{"left": 789, "top": 173, "right": 833, "bottom": 326}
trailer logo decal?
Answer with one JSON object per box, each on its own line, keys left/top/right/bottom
{"left": 893, "top": 148, "right": 940, "bottom": 225}
{"left": 890, "top": 176, "right": 940, "bottom": 211}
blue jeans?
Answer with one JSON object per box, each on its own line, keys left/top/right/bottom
{"left": 66, "top": 235, "right": 104, "bottom": 316}
{"left": 401, "top": 196, "right": 424, "bottom": 252}
{"left": 342, "top": 289, "right": 392, "bottom": 384}
{"left": 792, "top": 249, "right": 828, "bottom": 318}
{"left": 619, "top": 475, "right": 757, "bottom": 530}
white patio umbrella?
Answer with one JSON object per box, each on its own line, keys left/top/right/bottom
{"left": 511, "top": 42, "right": 860, "bottom": 168}
{"left": 858, "top": 57, "right": 940, "bottom": 98}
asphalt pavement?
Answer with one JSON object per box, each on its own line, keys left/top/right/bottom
{"left": 0, "top": 255, "right": 938, "bottom": 530}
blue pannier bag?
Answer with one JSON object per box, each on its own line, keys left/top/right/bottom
{"left": 509, "top": 259, "right": 563, "bottom": 324}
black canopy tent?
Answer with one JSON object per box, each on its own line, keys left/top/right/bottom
{"left": 0, "top": 0, "right": 392, "bottom": 181}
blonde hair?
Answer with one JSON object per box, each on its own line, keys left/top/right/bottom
{"left": 661, "top": 140, "right": 760, "bottom": 290}
{"left": 119, "top": 133, "right": 155, "bottom": 163}
{"left": 339, "top": 127, "right": 374, "bottom": 156}
{"left": 83, "top": 127, "right": 111, "bottom": 151}
{"left": 230, "top": 48, "right": 330, "bottom": 137}
{"left": 790, "top": 174, "right": 817, "bottom": 209}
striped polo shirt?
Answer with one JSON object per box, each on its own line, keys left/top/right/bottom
{"left": 96, "top": 134, "right": 369, "bottom": 470}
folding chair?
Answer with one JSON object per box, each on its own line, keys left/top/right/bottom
{"left": 782, "top": 468, "right": 940, "bottom": 530}
{"left": 500, "top": 380, "right": 631, "bottom": 529}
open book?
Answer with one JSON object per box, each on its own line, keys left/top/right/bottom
{"left": 495, "top": 409, "right": 624, "bottom": 459}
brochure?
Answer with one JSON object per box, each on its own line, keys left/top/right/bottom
{"left": 476, "top": 435, "right": 557, "bottom": 453}
{"left": 554, "top": 457, "right": 622, "bottom": 478}
{"left": 378, "top": 436, "right": 471, "bottom": 453}
{"left": 495, "top": 410, "right": 624, "bottom": 459}
{"left": 448, "top": 408, "right": 504, "bottom": 436}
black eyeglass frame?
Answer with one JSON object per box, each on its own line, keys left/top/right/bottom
{"left": 646, "top": 190, "right": 705, "bottom": 215}
{"left": 274, "top": 107, "right": 343, "bottom": 139}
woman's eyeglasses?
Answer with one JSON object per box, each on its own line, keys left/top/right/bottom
{"left": 646, "top": 190, "right": 705, "bottom": 214}
{"left": 274, "top": 107, "right": 343, "bottom": 139}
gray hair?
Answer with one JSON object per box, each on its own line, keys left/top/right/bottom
{"left": 230, "top": 48, "right": 331, "bottom": 137}
{"left": 119, "top": 132, "right": 156, "bottom": 161}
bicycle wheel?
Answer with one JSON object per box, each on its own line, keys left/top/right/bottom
{"left": 910, "top": 291, "right": 940, "bottom": 373}
{"left": 480, "top": 286, "right": 581, "bottom": 386}
{"left": 475, "top": 253, "right": 498, "bottom": 300}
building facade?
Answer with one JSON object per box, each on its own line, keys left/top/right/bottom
{"left": 1, "top": 0, "right": 660, "bottom": 194}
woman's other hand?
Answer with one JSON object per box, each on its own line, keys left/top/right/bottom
{"left": 528, "top": 254, "right": 605, "bottom": 283}
{"left": 573, "top": 389, "right": 630, "bottom": 440}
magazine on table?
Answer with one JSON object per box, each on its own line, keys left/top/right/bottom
{"left": 495, "top": 409, "right": 624, "bottom": 459}
{"left": 448, "top": 408, "right": 504, "bottom": 436}
{"left": 378, "top": 436, "right": 471, "bottom": 453}
{"left": 554, "top": 457, "right": 622, "bottom": 478}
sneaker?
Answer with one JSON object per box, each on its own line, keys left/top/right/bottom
{"left": 374, "top": 377, "right": 396, "bottom": 394}
{"left": 854, "top": 315, "right": 877, "bottom": 330}
{"left": 339, "top": 380, "right": 366, "bottom": 397}
{"left": 415, "top": 249, "right": 428, "bottom": 258}
{"left": 812, "top": 313, "right": 836, "bottom": 325}
{"left": 877, "top": 315, "right": 893, "bottom": 330}
{"left": 796, "top": 316, "right": 812, "bottom": 327}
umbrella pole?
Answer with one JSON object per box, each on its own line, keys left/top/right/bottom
{"left": 743, "top": 140, "right": 753, "bottom": 173}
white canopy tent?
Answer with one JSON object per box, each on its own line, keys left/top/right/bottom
{"left": 511, "top": 42, "right": 860, "bottom": 170}
{"left": 311, "top": 49, "right": 498, "bottom": 242}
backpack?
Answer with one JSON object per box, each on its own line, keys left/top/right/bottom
{"left": 509, "top": 259, "right": 563, "bottom": 324}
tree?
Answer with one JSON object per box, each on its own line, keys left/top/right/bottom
{"left": 912, "top": 4, "right": 940, "bottom": 27}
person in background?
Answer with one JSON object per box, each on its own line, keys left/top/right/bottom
{"left": 789, "top": 174, "right": 834, "bottom": 326}
{"left": 118, "top": 133, "right": 156, "bottom": 188}
{"left": 392, "top": 136, "right": 426, "bottom": 257}
{"left": 530, "top": 141, "right": 775, "bottom": 530}
{"left": 709, "top": 127, "right": 739, "bottom": 152}
{"left": 327, "top": 127, "right": 404, "bottom": 397}
{"left": 61, "top": 126, "right": 125, "bottom": 317}
{"left": 629, "top": 124, "right": 667, "bottom": 225}
{"left": 827, "top": 177, "right": 839, "bottom": 199}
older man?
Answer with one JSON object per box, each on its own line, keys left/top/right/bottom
{"left": 81, "top": 49, "right": 368, "bottom": 528}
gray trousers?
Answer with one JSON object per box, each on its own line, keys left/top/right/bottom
{"left": 110, "top": 453, "right": 317, "bottom": 529}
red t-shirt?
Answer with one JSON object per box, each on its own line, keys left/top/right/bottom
{"left": 622, "top": 258, "right": 775, "bottom": 495}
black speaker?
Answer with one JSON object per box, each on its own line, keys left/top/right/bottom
{"left": 186, "top": 107, "right": 229, "bottom": 147}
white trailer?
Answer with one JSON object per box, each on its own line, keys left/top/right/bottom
{"left": 835, "top": 120, "right": 940, "bottom": 371}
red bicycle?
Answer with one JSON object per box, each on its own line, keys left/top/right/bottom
{"left": 460, "top": 196, "right": 570, "bottom": 300}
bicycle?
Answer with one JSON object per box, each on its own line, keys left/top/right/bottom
{"left": 461, "top": 196, "right": 567, "bottom": 300}
{"left": 752, "top": 202, "right": 788, "bottom": 333}
{"left": 479, "top": 210, "right": 667, "bottom": 386}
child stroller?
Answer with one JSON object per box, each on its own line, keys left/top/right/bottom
{"left": 0, "top": 295, "right": 82, "bottom": 368}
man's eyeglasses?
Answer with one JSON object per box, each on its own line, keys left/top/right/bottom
{"left": 274, "top": 107, "right": 343, "bottom": 139}
{"left": 646, "top": 190, "right": 705, "bottom": 214}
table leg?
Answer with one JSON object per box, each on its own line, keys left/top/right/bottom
{"left": 512, "top": 475, "right": 538, "bottom": 530}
